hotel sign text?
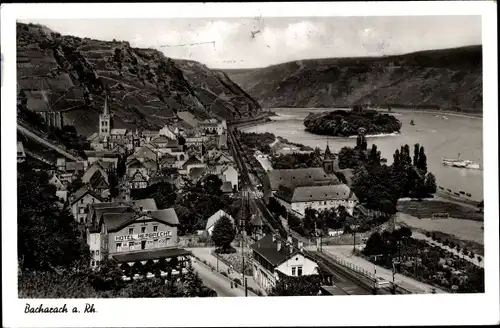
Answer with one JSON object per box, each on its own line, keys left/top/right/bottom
{"left": 115, "top": 231, "right": 169, "bottom": 242}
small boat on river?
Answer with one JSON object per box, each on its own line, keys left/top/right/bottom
{"left": 410, "top": 120, "right": 415, "bottom": 126}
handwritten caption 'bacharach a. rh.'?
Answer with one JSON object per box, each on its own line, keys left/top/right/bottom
{"left": 25, "top": 303, "right": 96, "bottom": 314}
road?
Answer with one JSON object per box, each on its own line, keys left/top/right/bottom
{"left": 191, "top": 258, "right": 251, "bottom": 297}
{"left": 17, "top": 123, "right": 82, "bottom": 161}
{"left": 188, "top": 247, "right": 262, "bottom": 295}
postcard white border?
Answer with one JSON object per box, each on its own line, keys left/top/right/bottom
{"left": 2, "top": 2, "right": 498, "bottom": 327}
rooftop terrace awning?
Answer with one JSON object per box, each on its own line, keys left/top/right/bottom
{"left": 112, "top": 248, "right": 191, "bottom": 263}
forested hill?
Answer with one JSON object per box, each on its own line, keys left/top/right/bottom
{"left": 224, "top": 46, "right": 483, "bottom": 113}
{"left": 17, "top": 22, "right": 262, "bottom": 136}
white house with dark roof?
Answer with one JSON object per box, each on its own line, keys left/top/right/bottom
{"left": 86, "top": 200, "right": 188, "bottom": 269}
{"left": 70, "top": 186, "right": 104, "bottom": 224}
{"left": 82, "top": 161, "right": 109, "bottom": 185}
{"left": 205, "top": 209, "right": 235, "bottom": 236}
{"left": 274, "top": 184, "right": 358, "bottom": 217}
{"left": 266, "top": 167, "right": 341, "bottom": 195}
{"left": 100, "top": 207, "right": 181, "bottom": 256}
{"left": 179, "top": 155, "right": 206, "bottom": 175}
{"left": 250, "top": 234, "right": 320, "bottom": 292}
{"left": 220, "top": 165, "right": 238, "bottom": 192}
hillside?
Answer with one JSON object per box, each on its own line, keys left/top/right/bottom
{"left": 16, "top": 22, "right": 262, "bottom": 136}
{"left": 225, "top": 46, "right": 483, "bottom": 113}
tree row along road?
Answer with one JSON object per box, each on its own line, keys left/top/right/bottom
{"left": 17, "top": 123, "right": 82, "bottom": 162}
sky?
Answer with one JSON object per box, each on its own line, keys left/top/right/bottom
{"left": 21, "top": 16, "right": 481, "bottom": 69}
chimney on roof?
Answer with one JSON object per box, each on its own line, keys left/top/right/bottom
{"left": 298, "top": 241, "right": 304, "bottom": 251}
{"left": 147, "top": 210, "right": 151, "bottom": 215}
{"left": 272, "top": 234, "right": 276, "bottom": 242}
{"left": 140, "top": 206, "right": 144, "bottom": 212}
{"left": 277, "top": 240, "right": 282, "bottom": 252}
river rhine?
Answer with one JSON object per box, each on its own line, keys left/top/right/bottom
{"left": 241, "top": 108, "right": 483, "bottom": 200}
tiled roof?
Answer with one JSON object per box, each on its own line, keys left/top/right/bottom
{"left": 220, "top": 181, "right": 233, "bottom": 193}
{"left": 151, "top": 136, "right": 178, "bottom": 148}
{"left": 159, "top": 154, "right": 177, "bottom": 165}
{"left": 82, "top": 162, "right": 109, "bottom": 184}
{"left": 84, "top": 150, "right": 120, "bottom": 158}
{"left": 89, "top": 198, "right": 157, "bottom": 222}
{"left": 133, "top": 198, "right": 158, "bottom": 210}
{"left": 276, "top": 184, "right": 358, "bottom": 203}
{"left": 70, "top": 186, "right": 104, "bottom": 205}
{"left": 110, "top": 128, "right": 128, "bottom": 135}
{"left": 250, "top": 234, "right": 298, "bottom": 267}
{"left": 102, "top": 208, "right": 179, "bottom": 232}
{"left": 133, "top": 145, "right": 158, "bottom": 162}
{"left": 65, "top": 161, "right": 85, "bottom": 172}
{"left": 182, "top": 155, "right": 202, "bottom": 169}
{"left": 205, "top": 209, "right": 234, "bottom": 231}
{"left": 267, "top": 168, "right": 341, "bottom": 191}
{"left": 142, "top": 159, "right": 158, "bottom": 171}
{"left": 112, "top": 248, "right": 191, "bottom": 263}
{"left": 189, "top": 167, "right": 207, "bottom": 181}
{"left": 142, "top": 130, "right": 159, "bottom": 136}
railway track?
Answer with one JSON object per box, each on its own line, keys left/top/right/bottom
{"left": 227, "top": 126, "right": 287, "bottom": 237}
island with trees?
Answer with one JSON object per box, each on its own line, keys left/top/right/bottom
{"left": 303, "top": 106, "right": 402, "bottom": 137}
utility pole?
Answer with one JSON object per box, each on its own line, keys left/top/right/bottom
{"left": 245, "top": 277, "right": 248, "bottom": 297}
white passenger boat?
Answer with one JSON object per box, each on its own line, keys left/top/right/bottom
{"left": 442, "top": 153, "right": 480, "bottom": 169}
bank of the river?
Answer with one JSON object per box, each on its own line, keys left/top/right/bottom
{"left": 264, "top": 106, "right": 482, "bottom": 119}
{"left": 241, "top": 107, "right": 483, "bottom": 200}
{"left": 230, "top": 112, "right": 275, "bottom": 129}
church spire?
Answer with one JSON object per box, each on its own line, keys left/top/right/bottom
{"left": 323, "top": 139, "right": 334, "bottom": 174}
{"left": 103, "top": 94, "right": 109, "bottom": 116}
{"left": 324, "top": 140, "right": 333, "bottom": 161}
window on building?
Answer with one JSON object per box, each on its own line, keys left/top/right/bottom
{"left": 297, "top": 266, "right": 303, "bottom": 276}
{"left": 291, "top": 267, "right": 296, "bottom": 276}
{"left": 116, "top": 242, "right": 122, "bottom": 252}
{"left": 128, "top": 228, "right": 134, "bottom": 235}
{"left": 141, "top": 240, "right": 146, "bottom": 250}
{"left": 91, "top": 250, "right": 95, "bottom": 256}
{"left": 141, "top": 226, "right": 146, "bottom": 233}
{"left": 96, "top": 250, "right": 99, "bottom": 256}
{"left": 96, "top": 260, "right": 100, "bottom": 266}
{"left": 91, "top": 260, "right": 95, "bottom": 267}
{"left": 153, "top": 225, "right": 158, "bottom": 232}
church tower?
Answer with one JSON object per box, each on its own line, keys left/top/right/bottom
{"left": 323, "top": 141, "right": 334, "bottom": 174}
{"left": 99, "top": 95, "right": 111, "bottom": 138}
